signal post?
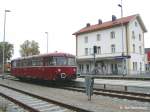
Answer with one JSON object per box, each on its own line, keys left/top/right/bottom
{"left": 85, "top": 46, "right": 97, "bottom": 101}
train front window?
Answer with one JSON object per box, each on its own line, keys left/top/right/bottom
{"left": 68, "top": 58, "right": 75, "bottom": 66}
{"left": 54, "top": 57, "right": 67, "bottom": 66}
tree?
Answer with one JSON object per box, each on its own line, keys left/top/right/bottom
{"left": 0, "top": 42, "right": 14, "bottom": 64}
{"left": 20, "top": 40, "right": 40, "bottom": 57}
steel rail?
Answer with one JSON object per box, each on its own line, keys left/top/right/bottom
{"left": 61, "top": 86, "right": 150, "bottom": 102}
{"left": 0, "top": 92, "right": 40, "bottom": 112}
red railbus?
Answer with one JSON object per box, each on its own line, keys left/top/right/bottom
{"left": 11, "top": 53, "right": 77, "bottom": 80}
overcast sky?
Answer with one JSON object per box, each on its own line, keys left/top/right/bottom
{"left": 0, "top": 0, "right": 149, "bottom": 59}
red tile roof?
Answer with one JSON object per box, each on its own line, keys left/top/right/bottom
{"left": 73, "top": 14, "right": 138, "bottom": 35}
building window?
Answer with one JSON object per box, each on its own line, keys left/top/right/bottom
{"left": 139, "top": 46, "right": 142, "bottom": 54}
{"left": 132, "top": 31, "right": 135, "bottom": 39}
{"left": 110, "top": 31, "right": 115, "bottom": 39}
{"left": 111, "top": 44, "right": 115, "bottom": 53}
{"left": 135, "top": 22, "right": 138, "bottom": 27}
{"left": 85, "top": 48, "right": 88, "bottom": 55}
{"left": 97, "top": 34, "right": 101, "bottom": 41}
{"left": 79, "top": 64, "right": 84, "bottom": 72}
{"left": 84, "top": 36, "right": 88, "bottom": 43}
{"left": 133, "top": 44, "right": 135, "bottom": 53}
{"left": 133, "top": 62, "right": 137, "bottom": 70}
{"left": 140, "top": 62, "right": 142, "bottom": 71}
{"left": 139, "top": 34, "right": 141, "bottom": 41}
{"left": 89, "top": 48, "right": 91, "bottom": 55}
{"left": 86, "top": 64, "right": 90, "bottom": 73}
{"left": 97, "top": 46, "right": 101, "bottom": 54}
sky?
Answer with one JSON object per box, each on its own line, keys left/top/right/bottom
{"left": 0, "top": 0, "right": 149, "bottom": 59}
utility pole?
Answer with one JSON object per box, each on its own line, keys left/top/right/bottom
{"left": 118, "top": 0, "right": 126, "bottom": 76}
{"left": 45, "top": 32, "right": 48, "bottom": 53}
{"left": 2, "top": 10, "right": 11, "bottom": 78}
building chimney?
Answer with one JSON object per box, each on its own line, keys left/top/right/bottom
{"left": 112, "top": 15, "right": 117, "bottom": 21}
{"left": 86, "top": 23, "right": 90, "bottom": 27}
{"left": 98, "top": 19, "right": 102, "bottom": 24}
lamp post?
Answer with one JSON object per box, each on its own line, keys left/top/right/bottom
{"left": 45, "top": 32, "right": 48, "bottom": 53}
{"left": 118, "top": 0, "right": 126, "bottom": 75}
{"left": 118, "top": 0, "right": 124, "bottom": 54}
{"left": 2, "top": 10, "right": 11, "bottom": 77}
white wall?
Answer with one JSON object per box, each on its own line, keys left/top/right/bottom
{"left": 128, "top": 19, "right": 145, "bottom": 74}
{"left": 77, "top": 26, "right": 127, "bottom": 58}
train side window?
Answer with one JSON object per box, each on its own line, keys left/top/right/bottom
{"left": 23, "top": 60, "right": 28, "bottom": 66}
{"left": 36, "top": 58, "right": 43, "bottom": 66}
{"left": 16, "top": 60, "right": 21, "bottom": 67}
{"left": 48, "top": 57, "right": 53, "bottom": 65}
{"left": 31, "top": 58, "right": 43, "bottom": 66}
{"left": 52, "top": 58, "right": 57, "bottom": 65}
{"left": 12, "top": 61, "right": 17, "bottom": 67}
{"left": 44, "top": 57, "right": 48, "bottom": 66}
{"left": 27, "top": 59, "right": 32, "bottom": 66}
{"left": 39, "top": 58, "right": 43, "bottom": 66}
{"left": 32, "top": 58, "right": 36, "bottom": 66}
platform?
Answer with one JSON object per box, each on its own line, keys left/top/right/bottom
{"left": 76, "top": 78, "right": 150, "bottom": 88}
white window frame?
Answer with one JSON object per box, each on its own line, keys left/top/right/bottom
{"left": 84, "top": 36, "right": 88, "bottom": 43}
{"left": 132, "top": 31, "right": 135, "bottom": 39}
{"left": 139, "top": 46, "right": 142, "bottom": 54}
{"left": 110, "top": 31, "right": 115, "bottom": 39}
{"left": 85, "top": 48, "right": 88, "bottom": 56}
{"left": 135, "top": 21, "right": 138, "bottom": 27}
{"left": 139, "top": 34, "right": 141, "bottom": 41}
{"left": 97, "top": 34, "right": 101, "bottom": 41}
{"left": 111, "top": 44, "right": 115, "bottom": 53}
{"left": 97, "top": 46, "right": 101, "bottom": 54}
{"left": 133, "top": 44, "right": 135, "bottom": 53}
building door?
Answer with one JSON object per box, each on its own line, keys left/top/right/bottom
{"left": 86, "top": 64, "right": 90, "bottom": 73}
{"left": 79, "top": 64, "right": 84, "bottom": 73}
{"left": 111, "top": 63, "right": 118, "bottom": 74}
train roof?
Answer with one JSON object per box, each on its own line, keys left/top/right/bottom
{"left": 12, "top": 52, "right": 75, "bottom": 61}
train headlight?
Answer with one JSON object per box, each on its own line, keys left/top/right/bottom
{"left": 73, "top": 68, "right": 76, "bottom": 72}
{"left": 58, "top": 68, "right": 61, "bottom": 72}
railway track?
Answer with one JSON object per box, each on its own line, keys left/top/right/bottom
{"left": 0, "top": 84, "right": 90, "bottom": 112}
{"left": 62, "top": 85, "right": 150, "bottom": 102}
{"left": 3, "top": 75, "right": 150, "bottom": 102}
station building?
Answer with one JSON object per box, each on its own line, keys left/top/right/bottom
{"left": 73, "top": 14, "right": 147, "bottom": 75}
